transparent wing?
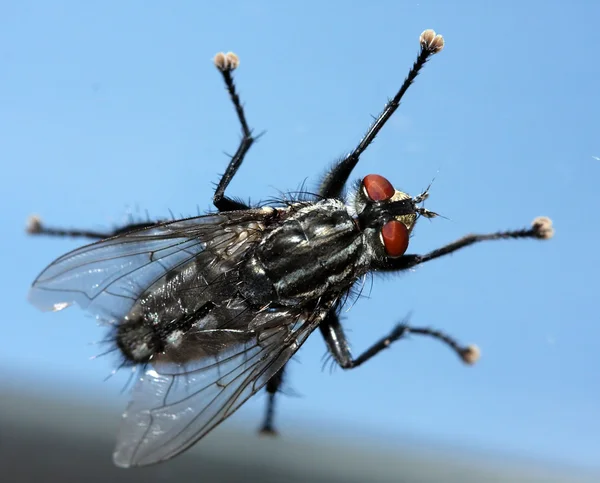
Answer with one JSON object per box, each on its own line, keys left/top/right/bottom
{"left": 113, "top": 310, "right": 324, "bottom": 468}
{"left": 28, "top": 213, "right": 259, "bottom": 321}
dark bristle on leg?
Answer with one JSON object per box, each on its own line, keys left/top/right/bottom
{"left": 259, "top": 365, "right": 286, "bottom": 436}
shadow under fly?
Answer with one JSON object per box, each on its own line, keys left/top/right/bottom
{"left": 27, "top": 29, "right": 554, "bottom": 468}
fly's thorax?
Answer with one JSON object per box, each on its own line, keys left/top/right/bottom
{"left": 237, "top": 200, "right": 365, "bottom": 306}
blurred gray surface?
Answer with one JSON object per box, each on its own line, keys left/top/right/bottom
{"left": 0, "top": 389, "right": 597, "bottom": 483}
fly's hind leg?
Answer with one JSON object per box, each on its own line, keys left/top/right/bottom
{"left": 25, "top": 214, "right": 164, "bottom": 241}
{"left": 26, "top": 51, "right": 260, "bottom": 240}
{"left": 259, "top": 364, "right": 286, "bottom": 436}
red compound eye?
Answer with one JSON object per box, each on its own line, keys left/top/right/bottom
{"left": 381, "top": 220, "right": 409, "bottom": 257}
{"left": 363, "top": 174, "right": 395, "bottom": 201}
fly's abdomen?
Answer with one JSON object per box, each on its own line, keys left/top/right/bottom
{"left": 239, "top": 200, "right": 364, "bottom": 306}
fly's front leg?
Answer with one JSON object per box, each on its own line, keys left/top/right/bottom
{"left": 26, "top": 215, "right": 163, "bottom": 240}
{"left": 375, "top": 217, "right": 554, "bottom": 272}
{"left": 212, "top": 52, "right": 258, "bottom": 212}
{"left": 320, "top": 310, "right": 480, "bottom": 369}
{"left": 318, "top": 30, "right": 445, "bottom": 199}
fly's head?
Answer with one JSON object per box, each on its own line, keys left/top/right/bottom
{"left": 353, "top": 174, "right": 439, "bottom": 259}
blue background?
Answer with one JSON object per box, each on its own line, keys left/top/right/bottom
{"left": 1, "top": 0, "right": 598, "bottom": 473}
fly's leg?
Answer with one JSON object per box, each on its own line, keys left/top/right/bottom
{"left": 26, "top": 215, "right": 163, "bottom": 240}
{"left": 212, "top": 52, "right": 257, "bottom": 212}
{"left": 374, "top": 217, "right": 554, "bottom": 272}
{"left": 318, "top": 30, "right": 444, "bottom": 199}
{"left": 320, "top": 311, "right": 480, "bottom": 369}
{"left": 259, "top": 365, "right": 286, "bottom": 436}
{"left": 26, "top": 51, "right": 256, "bottom": 239}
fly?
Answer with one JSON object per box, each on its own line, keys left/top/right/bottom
{"left": 27, "top": 29, "right": 554, "bottom": 468}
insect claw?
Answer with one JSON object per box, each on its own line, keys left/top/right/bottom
{"left": 459, "top": 344, "right": 481, "bottom": 365}
{"left": 531, "top": 216, "right": 554, "bottom": 240}
{"left": 419, "top": 29, "right": 445, "bottom": 54}
{"left": 258, "top": 426, "right": 279, "bottom": 437}
{"left": 213, "top": 51, "right": 240, "bottom": 72}
{"left": 26, "top": 214, "right": 43, "bottom": 234}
